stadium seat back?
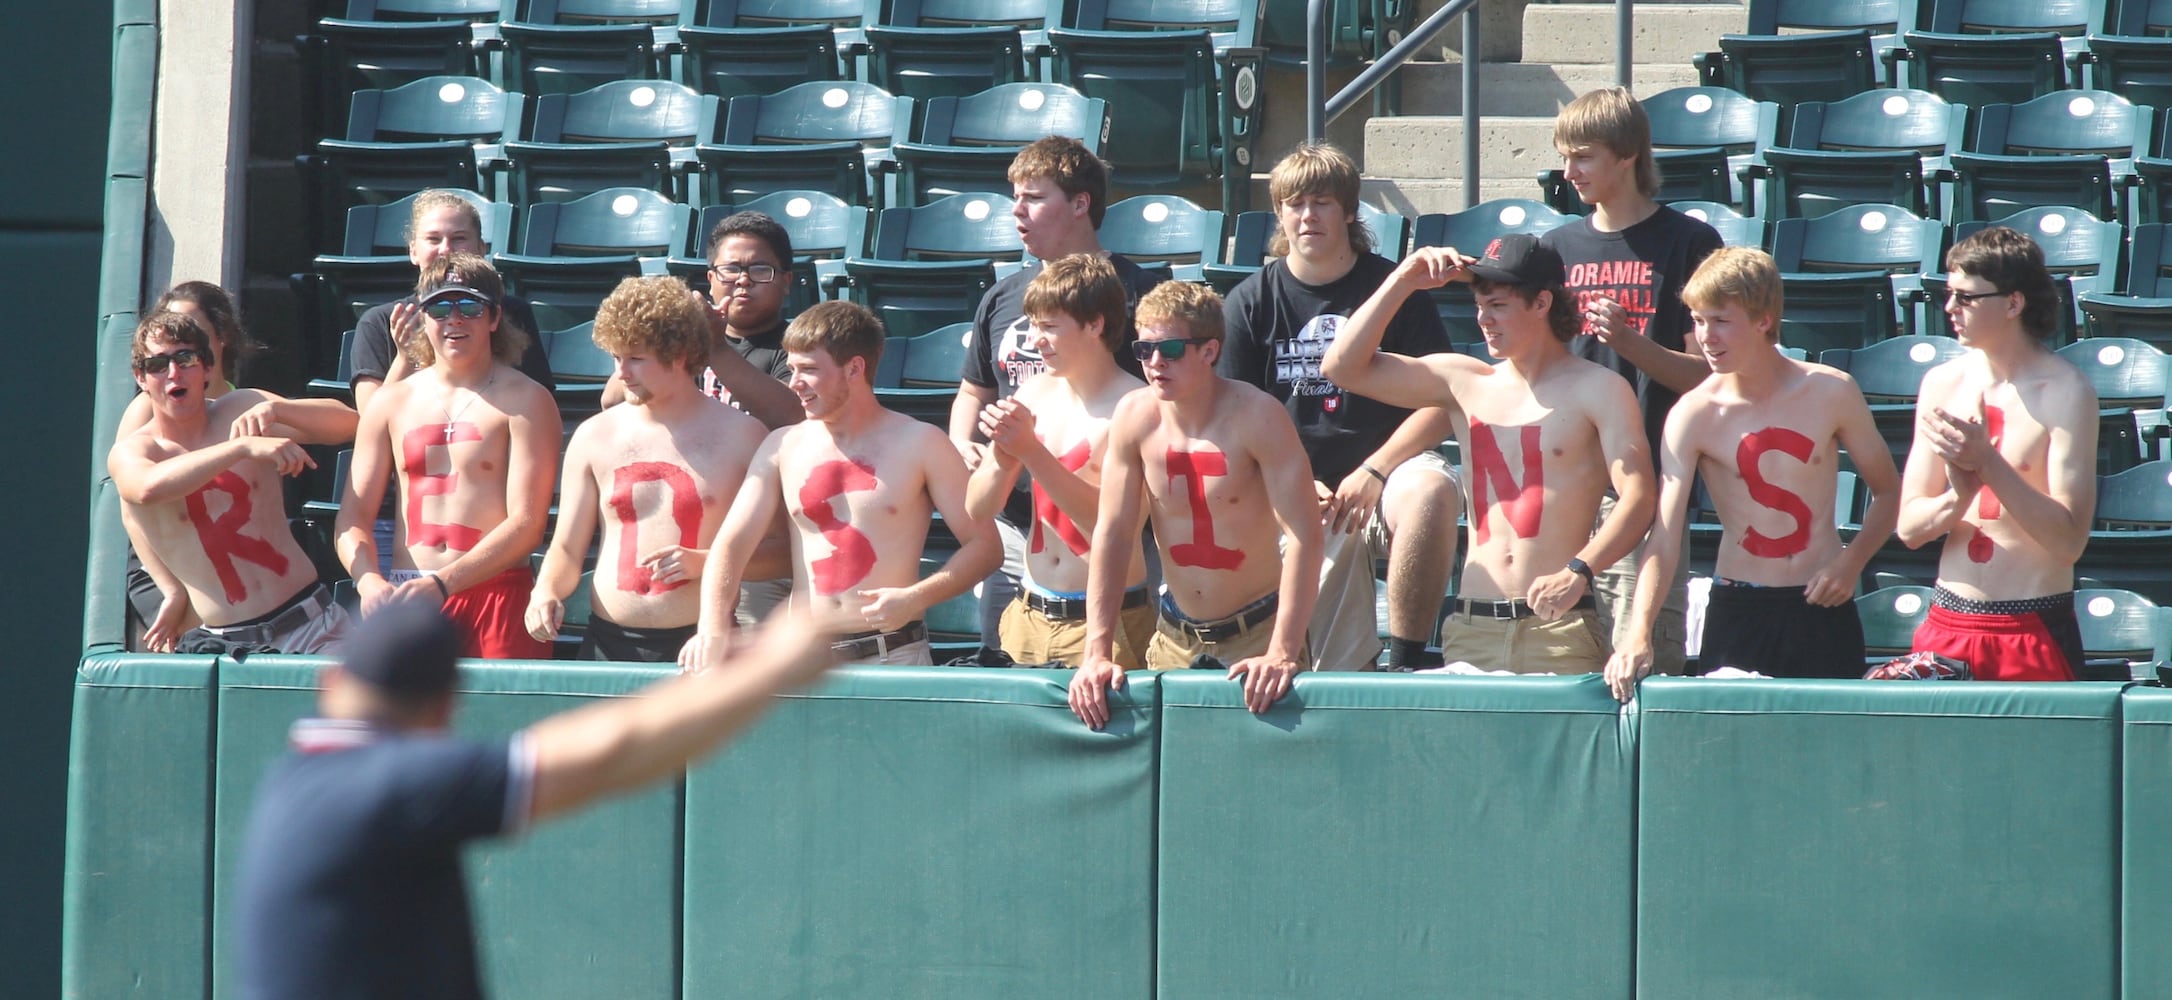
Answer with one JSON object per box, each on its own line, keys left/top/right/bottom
{"left": 869, "top": 192, "right": 1024, "bottom": 261}
{"left": 1948, "top": 151, "right": 2113, "bottom": 224}
{"left": 1898, "top": 30, "right": 2069, "bottom": 107}
{"left": 1708, "top": 30, "right": 1879, "bottom": 109}
{"left": 1788, "top": 88, "right": 1962, "bottom": 156}
{"left": 517, "top": 186, "right": 690, "bottom": 255}
{"left": 676, "top": 24, "right": 842, "bottom": 100}
{"left": 865, "top": 25, "right": 1030, "bottom": 103}
{"left": 1755, "top": 146, "right": 1926, "bottom": 220}
{"left": 2058, "top": 337, "right": 2172, "bottom": 409}
{"left": 499, "top": 20, "right": 660, "bottom": 97}
{"left": 1971, "top": 90, "right": 2148, "bottom": 158}
{"left": 1672, "top": 200, "right": 1768, "bottom": 247}
{"left": 1097, "top": 194, "right": 1224, "bottom": 275}
{"left": 1856, "top": 585, "right": 1935, "bottom": 659}
{"left": 1769, "top": 203, "right": 1941, "bottom": 273}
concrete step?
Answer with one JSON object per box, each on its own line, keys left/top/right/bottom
{"left": 1365, "top": 115, "right": 1565, "bottom": 187}
{"left": 1521, "top": 3, "right": 1746, "bottom": 67}
{"left": 1392, "top": 61, "right": 1703, "bottom": 118}
{"left": 1363, "top": 176, "right": 1553, "bottom": 217}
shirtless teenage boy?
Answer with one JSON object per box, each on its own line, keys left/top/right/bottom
{"left": 1068, "top": 282, "right": 1323, "bottom": 729}
{"left": 1605, "top": 248, "right": 1900, "bottom": 698}
{"left": 110, "top": 312, "right": 358, "bottom": 654}
{"left": 525, "top": 277, "right": 768, "bottom": 662}
{"left": 1320, "top": 234, "right": 1655, "bottom": 674}
{"left": 336, "top": 253, "right": 563, "bottom": 658}
{"left": 965, "top": 254, "right": 1154, "bottom": 667}
{"left": 1898, "top": 227, "right": 2099, "bottom": 681}
{"left": 680, "top": 301, "right": 1001, "bottom": 669}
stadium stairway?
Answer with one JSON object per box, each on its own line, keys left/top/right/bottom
{"left": 1258, "top": 0, "right": 1745, "bottom": 216}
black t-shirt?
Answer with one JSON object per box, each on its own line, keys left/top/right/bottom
{"left": 352, "top": 295, "right": 555, "bottom": 390}
{"left": 1216, "top": 254, "right": 1452, "bottom": 485}
{"left": 1541, "top": 207, "right": 1723, "bottom": 451}
{"left": 237, "top": 720, "right": 529, "bottom": 1000}
{"left": 699, "top": 318, "right": 790, "bottom": 403}
{"left": 959, "top": 254, "right": 1161, "bottom": 396}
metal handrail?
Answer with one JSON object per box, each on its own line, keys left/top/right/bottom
{"left": 1306, "top": 0, "right": 1636, "bottom": 211}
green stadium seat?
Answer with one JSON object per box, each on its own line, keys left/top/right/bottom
{"left": 543, "top": 320, "right": 615, "bottom": 416}
{"left": 883, "top": 82, "right": 1108, "bottom": 207}
{"left": 1916, "top": 270, "right": 2082, "bottom": 346}
{"left": 873, "top": 322, "right": 973, "bottom": 425}
{"left": 2075, "top": 588, "right": 2169, "bottom": 679}
{"left": 1362, "top": 203, "right": 1411, "bottom": 261}
{"left": 2057, "top": 337, "right": 2168, "bottom": 472}
{"left": 866, "top": 0, "right": 1055, "bottom": 102}
{"left": 303, "top": 74, "right": 521, "bottom": 250}
{"left": 1410, "top": 198, "right": 1572, "bottom": 339}
{"left": 834, "top": 192, "right": 1014, "bottom": 340}
{"left": 2080, "top": 223, "right": 2172, "bottom": 347}
{"left": 1771, "top": 203, "right": 1939, "bottom": 341}
{"left": 306, "top": 330, "right": 362, "bottom": 401}
{"left": 1942, "top": 90, "right": 2141, "bottom": 224}
{"left": 1540, "top": 87, "right": 1778, "bottom": 214}
{"left": 1919, "top": 0, "right": 2099, "bottom": 64}
{"left": 1819, "top": 334, "right": 1969, "bottom": 462}
{"left": 2091, "top": 460, "right": 2172, "bottom": 603}
{"left": 306, "top": 17, "right": 483, "bottom": 138}
{"left": 1672, "top": 200, "right": 1768, "bottom": 247}
{"left": 1698, "top": 30, "right": 1880, "bottom": 112}
{"left": 494, "top": 186, "right": 692, "bottom": 331}
{"left": 1751, "top": 146, "right": 1927, "bottom": 221}
{"left": 1048, "top": 0, "right": 1265, "bottom": 212}
{"left": 1694, "top": 0, "right": 1915, "bottom": 96}
{"left": 499, "top": 0, "right": 672, "bottom": 97}
{"left": 1197, "top": 208, "right": 1273, "bottom": 293}
{"left": 675, "top": 23, "right": 841, "bottom": 101}
{"left": 1943, "top": 206, "right": 2119, "bottom": 336}
{"left": 502, "top": 79, "right": 719, "bottom": 205}
{"left": 692, "top": 80, "right": 910, "bottom": 208}
{"left": 2083, "top": 34, "right": 2172, "bottom": 110}
{"left": 1097, "top": 195, "right": 1223, "bottom": 282}
{"left": 1894, "top": 30, "right": 2071, "bottom": 107}
{"left": 2125, "top": 155, "right": 2172, "bottom": 227}
{"left": 1257, "top": 0, "right": 1411, "bottom": 115}
{"left": 338, "top": 0, "right": 507, "bottom": 18}
{"left": 1855, "top": 584, "right": 1934, "bottom": 662}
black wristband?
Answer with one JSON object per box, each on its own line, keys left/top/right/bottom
{"left": 1566, "top": 558, "right": 1594, "bottom": 585}
{"left": 430, "top": 574, "right": 449, "bottom": 601}
{"left": 1360, "top": 463, "right": 1387, "bottom": 484}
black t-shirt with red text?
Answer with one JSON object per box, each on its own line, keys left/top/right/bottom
{"left": 1541, "top": 207, "right": 1722, "bottom": 450}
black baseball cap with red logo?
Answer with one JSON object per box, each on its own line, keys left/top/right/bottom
{"left": 1467, "top": 233, "right": 1566, "bottom": 288}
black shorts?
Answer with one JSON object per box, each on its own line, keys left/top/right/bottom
{"left": 1697, "top": 582, "right": 1866, "bottom": 679}
{"left": 578, "top": 612, "right": 698, "bottom": 664}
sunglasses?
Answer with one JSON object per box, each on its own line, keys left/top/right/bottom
{"left": 135, "top": 348, "right": 208, "bottom": 376}
{"left": 1129, "top": 337, "right": 1216, "bottom": 362}
{"left": 1946, "top": 288, "right": 2007, "bottom": 305}
{"left": 422, "top": 297, "right": 492, "bottom": 320}
{"left": 710, "top": 263, "right": 778, "bottom": 284}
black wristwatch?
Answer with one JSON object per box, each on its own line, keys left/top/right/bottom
{"left": 1565, "top": 558, "right": 1594, "bottom": 586}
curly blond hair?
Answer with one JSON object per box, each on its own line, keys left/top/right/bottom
{"left": 592, "top": 276, "right": 710, "bottom": 373}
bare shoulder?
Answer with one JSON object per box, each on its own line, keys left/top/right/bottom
{"left": 1916, "top": 353, "right": 1975, "bottom": 398}
{"left": 1012, "top": 371, "right": 1059, "bottom": 407}
{"left": 494, "top": 365, "right": 559, "bottom": 415}
{"left": 1110, "top": 386, "right": 1161, "bottom": 429}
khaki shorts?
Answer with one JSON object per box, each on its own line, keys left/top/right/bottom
{"left": 1437, "top": 608, "right": 1609, "bottom": 675}
{"left": 1306, "top": 450, "right": 1460, "bottom": 671}
{"left": 1589, "top": 493, "right": 1690, "bottom": 676}
{"left": 1144, "top": 594, "right": 1303, "bottom": 672}
{"left": 997, "top": 595, "right": 1157, "bottom": 669}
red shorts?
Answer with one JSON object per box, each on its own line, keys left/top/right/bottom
{"left": 442, "top": 565, "right": 551, "bottom": 660}
{"left": 1910, "top": 591, "right": 2082, "bottom": 682}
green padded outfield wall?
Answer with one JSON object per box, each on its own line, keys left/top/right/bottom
{"left": 2124, "top": 687, "right": 2172, "bottom": 998}
{"left": 682, "top": 667, "right": 1160, "bottom": 1000}
{"left": 207, "top": 657, "right": 684, "bottom": 1000}
{"left": 1636, "top": 679, "right": 2123, "bottom": 998}
{"left": 60, "top": 656, "right": 218, "bottom": 998}
{"left": 7, "top": 0, "right": 112, "bottom": 994}
{"left": 1156, "top": 673, "right": 1638, "bottom": 999}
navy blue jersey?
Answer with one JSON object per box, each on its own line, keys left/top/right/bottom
{"left": 237, "top": 720, "right": 532, "bottom": 1000}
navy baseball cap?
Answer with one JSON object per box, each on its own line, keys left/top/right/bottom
{"left": 343, "top": 602, "right": 465, "bottom": 695}
{"left": 1467, "top": 233, "right": 1566, "bottom": 288}
{"left": 417, "top": 283, "right": 496, "bottom": 308}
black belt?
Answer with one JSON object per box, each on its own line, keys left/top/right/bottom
{"left": 1159, "top": 592, "right": 1278, "bottom": 643}
{"left": 199, "top": 584, "right": 334, "bottom": 643}
{"left": 832, "top": 621, "right": 928, "bottom": 659}
{"left": 1025, "top": 586, "right": 1150, "bottom": 621}
{"left": 1454, "top": 594, "right": 1595, "bottom": 620}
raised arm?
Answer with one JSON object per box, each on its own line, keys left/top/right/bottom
{"left": 1896, "top": 367, "right": 1979, "bottom": 549}
{"left": 527, "top": 606, "right": 844, "bottom": 821}
{"left": 698, "top": 335, "right": 805, "bottom": 430}
{"left": 977, "top": 394, "right": 1111, "bottom": 538}
{"left": 1319, "top": 248, "right": 1473, "bottom": 410}
{"left": 1070, "top": 396, "right": 1151, "bottom": 730}
{"left": 107, "top": 432, "right": 312, "bottom": 507}
{"left": 963, "top": 401, "right": 1028, "bottom": 523}
{"left": 228, "top": 390, "right": 361, "bottom": 445}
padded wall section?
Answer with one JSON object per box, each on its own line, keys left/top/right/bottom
{"left": 61, "top": 655, "right": 217, "bottom": 999}
{"left": 1156, "top": 673, "right": 1637, "bottom": 1000}
{"left": 2124, "top": 688, "right": 2172, "bottom": 998}
{"left": 209, "top": 657, "right": 682, "bottom": 1000}
{"left": 1637, "top": 679, "right": 2122, "bottom": 998}
{"left": 682, "top": 667, "right": 1159, "bottom": 1000}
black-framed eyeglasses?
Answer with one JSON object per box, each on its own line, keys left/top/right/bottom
{"left": 135, "top": 348, "right": 208, "bottom": 376}
{"left": 422, "top": 297, "right": 491, "bottom": 320}
{"left": 710, "top": 263, "right": 778, "bottom": 284}
{"left": 1129, "top": 337, "right": 1216, "bottom": 362}
{"left": 1946, "top": 287, "right": 2007, "bottom": 305}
